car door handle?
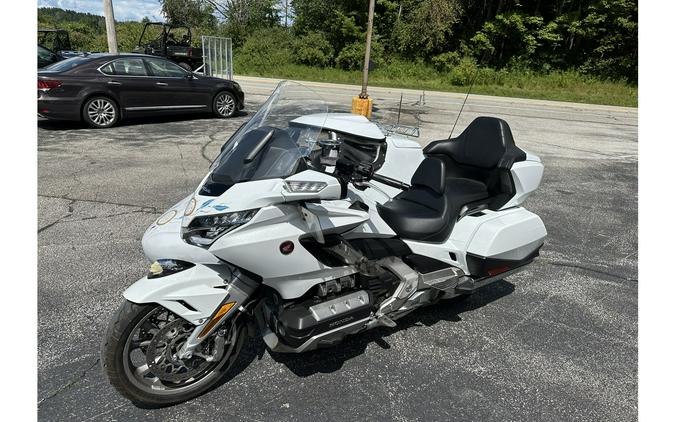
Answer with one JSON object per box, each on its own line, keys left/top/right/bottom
{"left": 155, "top": 82, "right": 168, "bottom": 86}
{"left": 108, "top": 81, "right": 122, "bottom": 86}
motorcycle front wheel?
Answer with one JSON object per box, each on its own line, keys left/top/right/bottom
{"left": 101, "top": 300, "right": 246, "bottom": 407}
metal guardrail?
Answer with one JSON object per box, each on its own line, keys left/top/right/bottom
{"left": 199, "top": 36, "right": 233, "bottom": 79}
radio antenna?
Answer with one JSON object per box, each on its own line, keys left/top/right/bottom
{"left": 449, "top": 70, "right": 478, "bottom": 139}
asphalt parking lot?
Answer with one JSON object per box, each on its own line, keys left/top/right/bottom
{"left": 38, "top": 77, "right": 638, "bottom": 421}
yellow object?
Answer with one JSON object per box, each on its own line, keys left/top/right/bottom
{"left": 149, "top": 261, "right": 163, "bottom": 275}
{"left": 198, "top": 301, "right": 237, "bottom": 339}
{"left": 351, "top": 96, "right": 373, "bottom": 119}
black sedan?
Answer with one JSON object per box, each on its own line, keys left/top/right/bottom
{"left": 38, "top": 53, "right": 245, "bottom": 128}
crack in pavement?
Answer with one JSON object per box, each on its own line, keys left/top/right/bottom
{"left": 38, "top": 196, "right": 159, "bottom": 234}
{"left": 176, "top": 143, "right": 191, "bottom": 191}
{"left": 38, "top": 199, "right": 76, "bottom": 233}
{"left": 38, "top": 357, "right": 100, "bottom": 408}
{"left": 201, "top": 133, "right": 220, "bottom": 164}
{"left": 62, "top": 208, "right": 159, "bottom": 223}
{"left": 38, "top": 194, "right": 159, "bottom": 212}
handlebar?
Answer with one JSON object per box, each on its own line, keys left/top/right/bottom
{"left": 335, "top": 158, "right": 410, "bottom": 191}
{"left": 370, "top": 173, "right": 410, "bottom": 190}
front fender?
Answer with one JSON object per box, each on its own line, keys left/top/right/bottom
{"left": 123, "top": 263, "right": 257, "bottom": 325}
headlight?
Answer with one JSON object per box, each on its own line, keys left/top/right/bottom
{"left": 284, "top": 181, "right": 327, "bottom": 193}
{"left": 182, "top": 209, "right": 258, "bottom": 247}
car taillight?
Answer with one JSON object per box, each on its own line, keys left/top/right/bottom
{"left": 187, "top": 48, "right": 192, "bottom": 57}
{"left": 38, "top": 79, "right": 62, "bottom": 90}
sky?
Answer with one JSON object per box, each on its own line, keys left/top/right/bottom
{"left": 38, "top": 0, "right": 164, "bottom": 22}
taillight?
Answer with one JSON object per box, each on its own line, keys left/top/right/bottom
{"left": 187, "top": 48, "right": 192, "bottom": 57}
{"left": 38, "top": 79, "right": 62, "bottom": 90}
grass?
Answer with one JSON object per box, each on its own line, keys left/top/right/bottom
{"left": 236, "top": 61, "right": 637, "bottom": 108}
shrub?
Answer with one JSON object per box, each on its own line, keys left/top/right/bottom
{"left": 447, "top": 57, "right": 480, "bottom": 86}
{"left": 335, "top": 40, "right": 383, "bottom": 71}
{"left": 431, "top": 51, "right": 461, "bottom": 73}
{"left": 292, "top": 32, "right": 334, "bottom": 67}
{"left": 237, "top": 28, "right": 293, "bottom": 71}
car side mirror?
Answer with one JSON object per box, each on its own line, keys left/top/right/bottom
{"left": 184, "top": 73, "right": 194, "bottom": 80}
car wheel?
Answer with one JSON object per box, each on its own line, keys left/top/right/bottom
{"left": 213, "top": 91, "right": 237, "bottom": 118}
{"left": 83, "top": 96, "right": 119, "bottom": 128}
{"left": 178, "top": 62, "right": 192, "bottom": 71}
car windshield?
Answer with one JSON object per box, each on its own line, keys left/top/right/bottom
{"left": 42, "top": 56, "right": 91, "bottom": 72}
{"left": 205, "top": 81, "right": 327, "bottom": 190}
{"left": 38, "top": 45, "right": 53, "bottom": 58}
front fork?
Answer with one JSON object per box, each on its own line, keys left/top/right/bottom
{"left": 122, "top": 262, "right": 259, "bottom": 359}
{"left": 178, "top": 298, "right": 250, "bottom": 359}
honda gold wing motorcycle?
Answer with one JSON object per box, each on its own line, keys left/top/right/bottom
{"left": 102, "top": 81, "right": 547, "bottom": 406}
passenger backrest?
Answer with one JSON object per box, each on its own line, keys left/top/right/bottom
{"left": 423, "top": 117, "right": 527, "bottom": 210}
{"left": 424, "top": 117, "right": 525, "bottom": 170}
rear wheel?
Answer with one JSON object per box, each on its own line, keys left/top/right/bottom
{"left": 82, "top": 96, "right": 119, "bottom": 128}
{"left": 213, "top": 91, "right": 237, "bottom": 118}
{"left": 101, "top": 301, "right": 246, "bottom": 407}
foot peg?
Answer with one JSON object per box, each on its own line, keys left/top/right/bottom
{"left": 420, "top": 267, "right": 466, "bottom": 292}
{"left": 377, "top": 315, "right": 396, "bottom": 328}
{"left": 455, "top": 278, "right": 475, "bottom": 292}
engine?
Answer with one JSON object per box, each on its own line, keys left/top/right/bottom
{"left": 262, "top": 272, "right": 398, "bottom": 349}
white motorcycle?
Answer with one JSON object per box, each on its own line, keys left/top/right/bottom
{"left": 102, "top": 81, "right": 546, "bottom": 406}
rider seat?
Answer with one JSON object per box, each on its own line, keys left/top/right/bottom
{"left": 377, "top": 157, "right": 455, "bottom": 242}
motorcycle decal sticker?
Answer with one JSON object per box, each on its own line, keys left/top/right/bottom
{"left": 194, "top": 198, "right": 229, "bottom": 214}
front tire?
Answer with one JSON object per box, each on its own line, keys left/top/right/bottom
{"left": 213, "top": 91, "right": 237, "bottom": 118}
{"left": 101, "top": 301, "right": 246, "bottom": 407}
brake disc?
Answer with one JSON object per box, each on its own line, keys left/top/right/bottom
{"left": 145, "top": 318, "right": 214, "bottom": 383}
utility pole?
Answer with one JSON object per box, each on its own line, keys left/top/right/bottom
{"left": 103, "top": 0, "right": 118, "bottom": 54}
{"left": 285, "top": 0, "right": 289, "bottom": 27}
{"left": 351, "top": 0, "right": 375, "bottom": 119}
{"left": 360, "top": 0, "right": 376, "bottom": 99}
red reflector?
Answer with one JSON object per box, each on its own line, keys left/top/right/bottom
{"left": 279, "top": 241, "right": 294, "bottom": 255}
{"left": 39, "top": 109, "right": 49, "bottom": 113}
{"left": 38, "top": 79, "right": 62, "bottom": 90}
{"left": 187, "top": 48, "right": 192, "bottom": 57}
{"left": 487, "top": 266, "right": 510, "bottom": 276}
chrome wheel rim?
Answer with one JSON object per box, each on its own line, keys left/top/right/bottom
{"left": 216, "top": 93, "right": 235, "bottom": 116}
{"left": 122, "top": 307, "right": 238, "bottom": 396}
{"left": 87, "top": 99, "right": 115, "bottom": 126}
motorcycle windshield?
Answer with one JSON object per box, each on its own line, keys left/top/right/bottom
{"left": 203, "top": 81, "right": 327, "bottom": 195}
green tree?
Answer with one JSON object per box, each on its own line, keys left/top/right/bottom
{"left": 217, "top": 0, "right": 281, "bottom": 45}
{"left": 160, "top": 0, "right": 217, "bottom": 27}
{"left": 38, "top": 1, "right": 638, "bottom": 83}
{"left": 577, "top": 0, "right": 637, "bottom": 82}
{"left": 391, "top": 0, "right": 463, "bottom": 58}
{"left": 293, "top": 32, "right": 334, "bottom": 67}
